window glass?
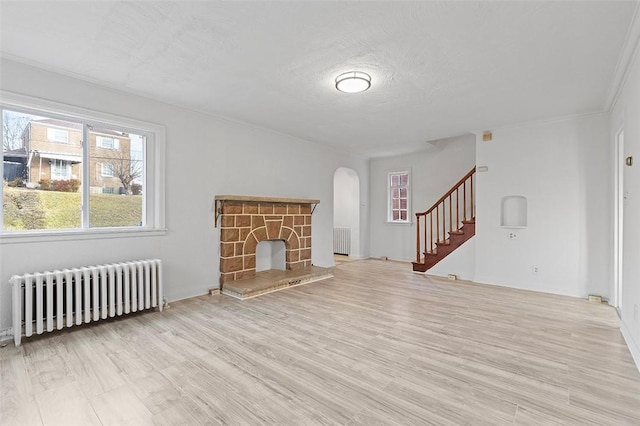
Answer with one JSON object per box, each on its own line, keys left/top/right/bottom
{"left": 2, "top": 104, "right": 152, "bottom": 233}
{"left": 97, "top": 136, "right": 119, "bottom": 149}
{"left": 101, "top": 163, "right": 114, "bottom": 177}
{"left": 2, "top": 109, "right": 82, "bottom": 230}
{"left": 47, "top": 128, "right": 70, "bottom": 143}
{"left": 89, "top": 126, "right": 144, "bottom": 228}
{"left": 388, "top": 171, "right": 410, "bottom": 223}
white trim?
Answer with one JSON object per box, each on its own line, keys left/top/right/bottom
{"left": 387, "top": 170, "right": 411, "bottom": 224}
{"left": 0, "top": 327, "right": 13, "bottom": 342}
{"left": 613, "top": 126, "right": 625, "bottom": 309}
{"left": 606, "top": 1, "right": 640, "bottom": 112}
{"left": 0, "top": 228, "right": 167, "bottom": 244}
{"left": 621, "top": 320, "right": 640, "bottom": 373}
{"left": 0, "top": 90, "right": 166, "bottom": 232}
{"left": 164, "top": 285, "right": 220, "bottom": 304}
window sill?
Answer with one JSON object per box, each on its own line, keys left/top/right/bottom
{"left": 0, "top": 228, "right": 167, "bottom": 245}
{"left": 386, "top": 220, "right": 413, "bottom": 226}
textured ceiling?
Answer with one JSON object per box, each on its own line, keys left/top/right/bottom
{"left": 0, "top": 1, "right": 636, "bottom": 158}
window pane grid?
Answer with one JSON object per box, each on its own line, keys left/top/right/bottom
{"left": 388, "top": 171, "right": 410, "bottom": 223}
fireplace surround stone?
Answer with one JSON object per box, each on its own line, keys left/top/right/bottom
{"left": 215, "top": 195, "right": 319, "bottom": 285}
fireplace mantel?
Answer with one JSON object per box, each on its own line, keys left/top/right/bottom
{"left": 215, "top": 195, "right": 319, "bottom": 228}
{"left": 215, "top": 195, "right": 320, "bottom": 204}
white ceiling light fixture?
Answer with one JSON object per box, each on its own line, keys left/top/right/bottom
{"left": 335, "top": 71, "right": 371, "bottom": 93}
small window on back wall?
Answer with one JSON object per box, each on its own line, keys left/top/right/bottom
{"left": 388, "top": 171, "right": 410, "bottom": 223}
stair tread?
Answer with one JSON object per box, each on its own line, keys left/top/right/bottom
{"left": 414, "top": 222, "right": 475, "bottom": 272}
{"left": 412, "top": 169, "right": 476, "bottom": 273}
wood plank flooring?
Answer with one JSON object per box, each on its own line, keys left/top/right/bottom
{"left": 1, "top": 259, "right": 639, "bottom": 425}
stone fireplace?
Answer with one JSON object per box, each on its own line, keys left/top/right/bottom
{"left": 215, "top": 195, "right": 320, "bottom": 285}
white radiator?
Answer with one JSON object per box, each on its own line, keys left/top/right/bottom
{"left": 11, "top": 259, "right": 163, "bottom": 346}
{"left": 333, "top": 227, "right": 351, "bottom": 255}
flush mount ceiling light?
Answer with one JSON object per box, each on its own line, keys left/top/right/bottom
{"left": 335, "top": 71, "right": 371, "bottom": 93}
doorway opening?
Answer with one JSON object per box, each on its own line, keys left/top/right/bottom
{"left": 333, "top": 167, "right": 360, "bottom": 259}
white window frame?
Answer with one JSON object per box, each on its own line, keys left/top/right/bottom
{"left": 101, "top": 162, "right": 115, "bottom": 177}
{"left": 47, "top": 127, "right": 69, "bottom": 143}
{"left": 387, "top": 170, "right": 411, "bottom": 224}
{"left": 51, "top": 159, "right": 71, "bottom": 180}
{"left": 97, "top": 136, "right": 119, "bottom": 150}
{"left": 0, "top": 91, "right": 166, "bottom": 243}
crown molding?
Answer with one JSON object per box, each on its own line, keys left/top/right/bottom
{"left": 606, "top": 1, "right": 640, "bottom": 112}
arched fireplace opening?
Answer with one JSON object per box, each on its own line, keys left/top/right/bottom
{"left": 256, "top": 240, "right": 286, "bottom": 272}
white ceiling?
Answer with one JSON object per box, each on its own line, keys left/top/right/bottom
{"left": 0, "top": 1, "right": 636, "bottom": 158}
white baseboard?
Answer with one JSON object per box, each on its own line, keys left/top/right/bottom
{"left": 347, "top": 255, "right": 367, "bottom": 261}
{"left": 164, "top": 285, "right": 217, "bottom": 304}
{"left": 621, "top": 320, "right": 640, "bottom": 373}
{"left": 0, "top": 327, "right": 13, "bottom": 342}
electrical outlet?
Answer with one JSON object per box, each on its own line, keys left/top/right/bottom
{"left": 508, "top": 232, "right": 518, "bottom": 240}
{"left": 532, "top": 266, "right": 539, "bottom": 274}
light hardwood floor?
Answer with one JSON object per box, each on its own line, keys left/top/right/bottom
{"left": 1, "top": 259, "right": 639, "bottom": 425}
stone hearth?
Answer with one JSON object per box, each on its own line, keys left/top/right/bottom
{"left": 215, "top": 195, "right": 323, "bottom": 288}
{"left": 221, "top": 266, "right": 334, "bottom": 300}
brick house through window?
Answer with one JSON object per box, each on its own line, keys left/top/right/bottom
{"left": 20, "top": 118, "right": 131, "bottom": 193}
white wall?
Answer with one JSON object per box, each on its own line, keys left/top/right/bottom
{"left": 369, "top": 134, "right": 476, "bottom": 262}
{"left": 611, "top": 45, "right": 640, "bottom": 369}
{"left": 474, "top": 114, "right": 611, "bottom": 299}
{"left": 428, "top": 238, "right": 476, "bottom": 281}
{"left": 333, "top": 167, "right": 360, "bottom": 257}
{"left": 0, "top": 59, "right": 370, "bottom": 333}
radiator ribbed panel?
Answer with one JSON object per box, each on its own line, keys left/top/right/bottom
{"left": 333, "top": 227, "right": 351, "bottom": 255}
{"left": 11, "top": 259, "right": 163, "bottom": 346}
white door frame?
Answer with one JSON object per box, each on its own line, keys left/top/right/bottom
{"left": 613, "top": 126, "right": 625, "bottom": 310}
{"left": 333, "top": 167, "right": 360, "bottom": 259}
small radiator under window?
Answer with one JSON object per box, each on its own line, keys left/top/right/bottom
{"left": 11, "top": 259, "right": 163, "bottom": 346}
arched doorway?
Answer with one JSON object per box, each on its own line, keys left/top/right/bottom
{"left": 333, "top": 167, "right": 360, "bottom": 259}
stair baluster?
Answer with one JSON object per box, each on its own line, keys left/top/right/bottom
{"left": 413, "top": 167, "right": 476, "bottom": 272}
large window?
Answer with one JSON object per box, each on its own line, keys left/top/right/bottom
{"left": 51, "top": 159, "right": 71, "bottom": 180}
{"left": 388, "top": 171, "right": 410, "bottom": 223}
{"left": 1, "top": 93, "right": 165, "bottom": 237}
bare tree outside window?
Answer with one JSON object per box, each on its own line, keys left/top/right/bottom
{"left": 104, "top": 148, "right": 143, "bottom": 194}
{"left": 2, "top": 110, "right": 31, "bottom": 150}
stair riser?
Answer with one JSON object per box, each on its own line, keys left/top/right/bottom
{"left": 412, "top": 220, "right": 475, "bottom": 272}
